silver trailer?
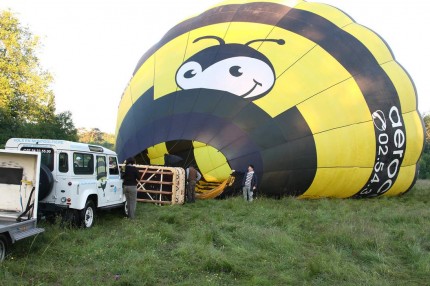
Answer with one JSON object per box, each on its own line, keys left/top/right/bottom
{"left": 0, "top": 150, "right": 44, "bottom": 262}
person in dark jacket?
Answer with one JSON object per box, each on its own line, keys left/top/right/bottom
{"left": 242, "top": 164, "right": 257, "bottom": 202}
{"left": 186, "top": 164, "right": 201, "bottom": 203}
{"left": 121, "top": 157, "right": 140, "bottom": 219}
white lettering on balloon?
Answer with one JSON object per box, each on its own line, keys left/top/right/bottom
{"left": 358, "top": 106, "right": 406, "bottom": 197}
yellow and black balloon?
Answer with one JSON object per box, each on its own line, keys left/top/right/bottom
{"left": 115, "top": 0, "right": 425, "bottom": 198}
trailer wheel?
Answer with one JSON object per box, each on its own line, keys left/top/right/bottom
{"left": 80, "top": 200, "right": 95, "bottom": 228}
{"left": 0, "top": 234, "right": 10, "bottom": 262}
{"left": 39, "top": 164, "right": 54, "bottom": 200}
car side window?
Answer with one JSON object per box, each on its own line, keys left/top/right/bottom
{"left": 59, "top": 152, "right": 68, "bottom": 173}
{"left": 108, "top": 156, "right": 119, "bottom": 175}
{"left": 96, "top": 155, "right": 107, "bottom": 180}
{"left": 73, "top": 153, "right": 94, "bottom": 175}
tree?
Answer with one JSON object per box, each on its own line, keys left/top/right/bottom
{"left": 424, "top": 113, "right": 430, "bottom": 148}
{"left": 19, "top": 111, "right": 78, "bottom": 141}
{"left": 0, "top": 10, "right": 77, "bottom": 147}
{"left": 78, "top": 128, "right": 115, "bottom": 150}
{"left": 53, "top": 111, "right": 78, "bottom": 141}
{"left": 418, "top": 113, "right": 430, "bottom": 179}
{"left": 0, "top": 105, "right": 19, "bottom": 146}
{"left": 0, "top": 10, "right": 54, "bottom": 122}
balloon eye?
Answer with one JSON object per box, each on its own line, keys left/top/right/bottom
{"left": 229, "top": 66, "right": 243, "bottom": 77}
{"left": 184, "top": 70, "right": 197, "bottom": 79}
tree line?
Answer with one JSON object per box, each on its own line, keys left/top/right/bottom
{"left": 77, "top": 127, "right": 115, "bottom": 150}
{"left": 418, "top": 114, "right": 430, "bottom": 179}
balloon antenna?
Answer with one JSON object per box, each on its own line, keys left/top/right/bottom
{"left": 193, "top": 35, "right": 225, "bottom": 45}
{"left": 245, "top": 39, "right": 285, "bottom": 46}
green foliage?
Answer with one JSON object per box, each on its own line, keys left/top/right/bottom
{"left": 0, "top": 10, "right": 54, "bottom": 122}
{"left": 0, "top": 109, "right": 78, "bottom": 148}
{"left": 423, "top": 114, "right": 430, "bottom": 154}
{"left": 0, "top": 10, "right": 78, "bottom": 147}
{"left": 19, "top": 111, "right": 78, "bottom": 141}
{"left": 419, "top": 153, "right": 430, "bottom": 180}
{"left": 78, "top": 128, "right": 115, "bottom": 150}
{"left": 1, "top": 181, "right": 429, "bottom": 285}
{"left": 419, "top": 114, "right": 430, "bottom": 179}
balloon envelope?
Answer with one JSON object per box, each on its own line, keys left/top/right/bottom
{"left": 116, "top": 0, "right": 425, "bottom": 198}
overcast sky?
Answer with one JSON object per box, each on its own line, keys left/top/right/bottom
{"left": 2, "top": 0, "right": 429, "bottom": 133}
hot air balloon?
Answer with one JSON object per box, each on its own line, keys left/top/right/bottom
{"left": 115, "top": 0, "right": 425, "bottom": 199}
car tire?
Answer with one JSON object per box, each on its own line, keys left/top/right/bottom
{"left": 0, "top": 234, "right": 10, "bottom": 262}
{"left": 80, "top": 200, "right": 96, "bottom": 228}
{"left": 124, "top": 201, "right": 128, "bottom": 217}
{"left": 39, "top": 164, "right": 54, "bottom": 200}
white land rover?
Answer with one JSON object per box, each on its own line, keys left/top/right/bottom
{"left": 5, "top": 138, "right": 125, "bottom": 228}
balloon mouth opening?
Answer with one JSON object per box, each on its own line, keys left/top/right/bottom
{"left": 134, "top": 140, "right": 233, "bottom": 199}
{"left": 136, "top": 140, "right": 232, "bottom": 183}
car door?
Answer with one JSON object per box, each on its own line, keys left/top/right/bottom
{"left": 107, "top": 156, "right": 123, "bottom": 203}
{"left": 55, "top": 151, "right": 70, "bottom": 203}
{"left": 95, "top": 155, "right": 109, "bottom": 206}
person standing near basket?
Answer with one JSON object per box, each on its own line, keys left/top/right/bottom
{"left": 186, "top": 164, "right": 201, "bottom": 203}
{"left": 122, "top": 157, "right": 140, "bottom": 219}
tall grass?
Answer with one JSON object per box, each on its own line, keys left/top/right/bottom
{"left": 1, "top": 180, "right": 429, "bottom": 285}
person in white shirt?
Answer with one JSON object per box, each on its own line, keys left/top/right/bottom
{"left": 241, "top": 164, "right": 257, "bottom": 202}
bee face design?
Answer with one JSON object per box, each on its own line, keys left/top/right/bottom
{"left": 176, "top": 36, "right": 285, "bottom": 100}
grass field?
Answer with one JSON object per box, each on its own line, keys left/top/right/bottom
{"left": 1, "top": 180, "right": 429, "bottom": 285}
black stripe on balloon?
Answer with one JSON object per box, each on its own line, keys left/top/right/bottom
{"left": 165, "top": 140, "right": 196, "bottom": 168}
{"left": 116, "top": 89, "right": 317, "bottom": 196}
{"left": 135, "top": 149, "right": 150, "bottom": 165}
